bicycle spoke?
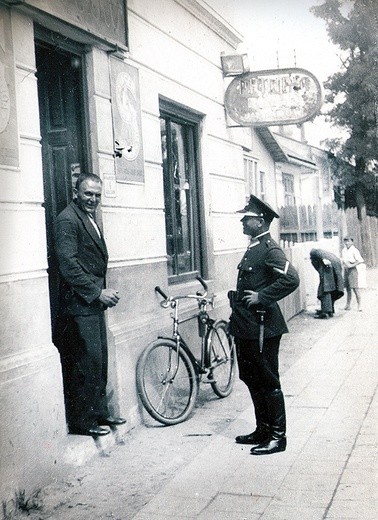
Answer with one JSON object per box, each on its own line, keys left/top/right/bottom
{"left": 136, "top": 340, "right": 198, "bottom": 425}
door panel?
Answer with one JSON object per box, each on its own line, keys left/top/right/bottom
{"left": 36, "top": 42, "right": 86, "bottom": 337}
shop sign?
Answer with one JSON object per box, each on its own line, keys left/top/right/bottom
{"left": 225, "top": 68, "right": 322, "bottom": 126}
{"left": 23, "top": 0, "right": 127, "bottom": 47}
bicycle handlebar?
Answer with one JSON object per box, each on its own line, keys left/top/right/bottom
{"left": 155, "top": 285, "right": 168, "bottom": 300}
{"left": 155, "top": 276, "right": 212, "bottom": 307}
{"left": 195, "top": 275, "right": 208, "bottom": 296}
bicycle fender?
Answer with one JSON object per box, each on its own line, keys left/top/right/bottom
{"left": 157, "top": 335, "right": 199, "bottom": 374}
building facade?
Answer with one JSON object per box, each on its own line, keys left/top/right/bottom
{"left": 273, "top": 128, "right": 338, "bottom": 243}
{"left": 1, "top": 0, "right": 304, "bottom": 500}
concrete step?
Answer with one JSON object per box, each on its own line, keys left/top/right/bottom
{"left": 62, "top": 424, "right": 129, "bottom": 466}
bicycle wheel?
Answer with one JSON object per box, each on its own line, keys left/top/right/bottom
{"left": 136, "top": 339, "right": 199, "bottom": 425}
{"left": 207, "top": 320, "right": 236, "bottom": 398}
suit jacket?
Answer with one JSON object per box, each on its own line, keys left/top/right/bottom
{"left": 55, "top": 202, "right": 108, "bottom": 315}
{"left": 229, "top": 233, "right": 300, "bottom": 339}
{"left": 310, "top": 249, "right": 344, "bottom": 301}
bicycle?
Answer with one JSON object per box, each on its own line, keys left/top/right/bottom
{"left": 136, "top": 276, "right": 236, "bottom": 425}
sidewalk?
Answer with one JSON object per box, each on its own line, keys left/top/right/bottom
{"left": 130, "top": 270, "right": 378, "bottom": 520}
{"left": 24, "top": 270, "right": 378, "bottom": 520}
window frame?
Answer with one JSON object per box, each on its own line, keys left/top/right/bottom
{"left": 282, "top": 172, "right": 295, "bottom": 206}
{"left": 159, "top": 100, "right": 203, "bottom": 285}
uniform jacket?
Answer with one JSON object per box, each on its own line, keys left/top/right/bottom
{"left": 55, "top": 201, "right": 108, "bottom": 316}
{"left": 229, "top": 233, "right": 300, "bottom": 339}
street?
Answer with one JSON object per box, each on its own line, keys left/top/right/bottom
{"left": 23, "top": 269, "right": 377, "bottom": 520}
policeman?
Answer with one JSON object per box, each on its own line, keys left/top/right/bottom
{"left": 228, "top": 195, "right": 299, "bottom": 455}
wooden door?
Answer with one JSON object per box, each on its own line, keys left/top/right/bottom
{"left": 36, "top": 41, "right": 86, "bottom": 339}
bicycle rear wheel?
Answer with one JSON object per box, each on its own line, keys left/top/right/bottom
{"left": 136, "top": 339, "right": 198, "bottom": 425}
{"left": 207, "top": 320, "right": 236, "bottom": 398}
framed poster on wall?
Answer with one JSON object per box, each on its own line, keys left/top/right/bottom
{"left": 110, "top": 57, "right": 144, "bottom": 183}
{"left": 0, "top": 6, "right": 19, "bottom": 169}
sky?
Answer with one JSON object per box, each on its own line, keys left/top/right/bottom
{"left": 210, "top": 0, "right": 350, "bottom": 147}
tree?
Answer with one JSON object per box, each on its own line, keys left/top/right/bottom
{"left": 311, "top": 0, "right": 378, "bottom": 219}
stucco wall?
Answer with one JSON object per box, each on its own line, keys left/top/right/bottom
{"left": 0, "top": 8, "right": 68, "bottom": 502}
{"left": 0, "top": 0, "right": 299, "bottom": 503}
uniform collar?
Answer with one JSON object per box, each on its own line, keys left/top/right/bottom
{"left": 248, "top": 230, "right": 270, "bottom": 249}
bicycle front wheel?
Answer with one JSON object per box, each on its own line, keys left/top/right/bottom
{"left": 136, "top": 339, "right": 198, "bottom": 425}
{"left": 207, "top": 320, "right": 236, "bottom": 398}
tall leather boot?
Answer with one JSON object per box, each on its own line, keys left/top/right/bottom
{"left": 250, "top": 388, "right": 286, "bottom": 455}
{"left": 235, "top": 390, "right": 270, "bottom": 446}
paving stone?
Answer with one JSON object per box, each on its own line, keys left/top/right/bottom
{"left": 261, "top": 504, "right": 326, "bottom": 520}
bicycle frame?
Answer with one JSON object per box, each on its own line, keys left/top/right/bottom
{"left": 155, "top": 277, "right": 215, "bottom": 382}
{"left": 157, "top": 298, "right": 213, "bottom": 381}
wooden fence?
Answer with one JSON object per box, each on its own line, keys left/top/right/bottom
{"left": 343, "top": 209, "right": 378, "bottom": 267}
{"left": 279, "top": 203, "right": 339, "bottom": 242}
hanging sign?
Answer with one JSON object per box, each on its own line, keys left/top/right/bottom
{"left": 225, "top": 68, "right": 323, "bottom": 127}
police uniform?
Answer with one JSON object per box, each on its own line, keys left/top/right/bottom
{"left": 229, "top": 195, "right": 299, "bottom": 455}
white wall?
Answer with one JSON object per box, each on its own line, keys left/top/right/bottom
{"left": 0, "top": 9, "right": 68, "bottom": 502}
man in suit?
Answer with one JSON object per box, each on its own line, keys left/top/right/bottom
{"left": 310, "top": 248, "right": 344, "bottom": 318}
{"left": 228, "top": 195, "right": 299, "bottom": 455}
{"left": 55, "top": 172, "right": 126, "bottom": 436}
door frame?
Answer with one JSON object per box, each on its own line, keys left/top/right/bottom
{"left": 35, "top": 25, "right": 92, "bottom": 336}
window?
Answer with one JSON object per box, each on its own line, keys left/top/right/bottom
{"left": 243, "top": 155, "right": 266, "bottom": 201}
{"left": 282, "top": 173, "right": 295, "bottom": 206}
{"left": 243, "top": 155, "right": 258, "bottom": 199}
{"left": 259, "top": 171, "right": 266, "bottom": 201}
{"left": 160, "top": 105, "right": 202, "bottom": 282}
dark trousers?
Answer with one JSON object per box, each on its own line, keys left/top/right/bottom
{"left": 319, "top": 293, "right": 336, "bottom": 314}
{"left": 235, "top": 335, "right": 286, "bottom": 437}
{"left": 235, "top": 335, "right": 282, "bottom": 394}
{"left": 58, "top": 313, "right": 109, "bottom": 430}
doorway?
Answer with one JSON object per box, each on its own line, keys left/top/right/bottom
{"left": 35, "top": 37, "right": 87, "bottom": 339}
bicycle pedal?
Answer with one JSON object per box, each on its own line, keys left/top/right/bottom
{"left": 202, "top": 376, "right": 216, "bottom": 384}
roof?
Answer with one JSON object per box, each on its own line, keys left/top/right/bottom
{"left": 256, "top": 127, "right": 288, "bottom": 163}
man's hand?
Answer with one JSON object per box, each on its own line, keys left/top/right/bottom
{"left": 242, "top": 290, "right": 259, "bottom": 307}
{"left": 98, "top": 289, "right": 120, "bottom": 308}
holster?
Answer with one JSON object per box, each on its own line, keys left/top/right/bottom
{"left": 227, "top": 290, "right": 236, "bottom": 309}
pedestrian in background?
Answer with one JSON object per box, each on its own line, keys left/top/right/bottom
{"left": 55, "top": 172, "right": 126, "bottom": 436}
{"left": 310, "top": 248, "right": 344, "bottom": 319}
{"left": 341, "top": 236, "right": 366, "bottom": 312}
{"left": 228, "top": 195, "right": 299, "bottom": 455}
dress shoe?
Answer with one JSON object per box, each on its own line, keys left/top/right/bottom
{"left": 70, "top": 426, "right": 110, "bottom": 437}
{"left": 99, "top": 416, "right": 126, "bottom": 426}
{"left": 235, "top": 430, "right": 269, "bottom": 446}
{"left": 250, "top": 437, "right": 287, "bottom": 455}
{"left": 314, "top": 313, "right": 328, "bottom": 319}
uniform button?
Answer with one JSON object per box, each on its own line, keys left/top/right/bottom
{"left": 248, "top": 267, "right": 252, "bottom": 271}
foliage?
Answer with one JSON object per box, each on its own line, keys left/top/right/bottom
{"left": 2, "top": 489, "right": 43, "bottom": 520}
{"left": 311, "top": 0, "right": 378, "bottom": 216}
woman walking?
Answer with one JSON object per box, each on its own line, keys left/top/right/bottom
{"left": 341, "top": 237, "right": 366, "bottom": 312}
